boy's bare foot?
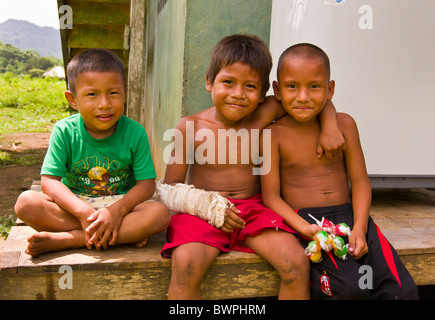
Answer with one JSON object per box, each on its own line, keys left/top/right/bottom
{"left": 26, "top": 231, "right": 84, "bottom": 257}
{"left": 133, "top": 238, "right": 148, "bottom": 248}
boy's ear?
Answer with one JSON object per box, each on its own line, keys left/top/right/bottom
{"left": 272, "top": 81, "right": 282, "bottom": 101}
{"left": 65, "top": 90, "right": 78, "bottom": 111}
{"left": 327, "top": 80, "right": 335, "bottom": 100}
{"left": 205, "top": 75, "right": 213, "bottom": 92}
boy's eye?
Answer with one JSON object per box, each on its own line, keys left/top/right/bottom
{"left": 87, "top": 92, "right": 97, "bottom": 97}
{"left": 223, "top": 80, "right": 233, "bottom": 85}
{"left": 246, "top": 84, "right": 257, "bottom": 89}
{"left": 287, "top": 84, "right": 297, "bottom": 89}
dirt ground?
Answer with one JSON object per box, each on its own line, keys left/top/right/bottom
{"left": 0, "top": 132, "right": 50, "bottom": 248}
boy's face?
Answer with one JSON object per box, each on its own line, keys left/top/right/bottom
{"left": 206, "top": 62, "right": 264, "bottom": 124}
{"left": 273, "top": 56, "right": 335, "bottom": 123}
{"left": 65, "top": 71, "right": 126, "bottom": 139}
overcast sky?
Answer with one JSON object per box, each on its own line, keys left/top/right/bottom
{"left": 0, "top": 0, "right": 60, "bottom": 29}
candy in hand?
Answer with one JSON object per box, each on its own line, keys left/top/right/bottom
{"left": 314, "top": 231, "right": 333, "bottom": 252}
{"left": 305, "top": 241, "right": 323, "bottom": 263}
{"left": 335, "top": 223, "right": 351, "bottom": 237}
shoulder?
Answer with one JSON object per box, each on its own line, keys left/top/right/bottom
{"left": 53, "top": 113, "right": 79, "bottom": 128}
{"left": 50, "top": 113, "right": 80, "bottom": 138}
{"left": 121, "top": 115, "right": 144, "bottom": 130}
{"left": 337, "top": 113, "right": 358, "bottom": 132}
{"left": 265, "top": 114, "right": 290, "bottom": 131}
{"left": 249, "top": 96, "right": 283, "bottom": 128}
{"left": 175, "top": 108, "right": 214, "bottom": 130}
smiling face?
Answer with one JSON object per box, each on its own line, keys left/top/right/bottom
{"left": 206, "top": 62, "right": 264, "bottom": 125}
{"left": 65, "top": 71, "right": 126, "bottom": 139}
{"left": 273, "top": 56, "right": 335, "bottom": 123}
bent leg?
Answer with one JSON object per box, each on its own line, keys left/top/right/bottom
{"left": 14, "top": 190, "right": 82, "bottom": 232}
{"left": 114, "top": 200, "right": 170, "bottom": 245}
{"left": 168, "top": 242, "right": 220, "bottom": 299}
{"left": 245, "top": 229, "right": 310, "bottom": 300}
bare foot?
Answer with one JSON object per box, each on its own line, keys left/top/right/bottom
{"left": 26, "top": 230, "right": 85, "bottom": 257}
{"left": 133, "top": 238, "right": 148, "bottom": 248}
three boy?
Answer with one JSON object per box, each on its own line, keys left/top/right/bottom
{"left": 13, "top": 37, "right": 417, "bottom": 300}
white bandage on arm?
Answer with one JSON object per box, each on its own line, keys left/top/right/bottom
{"left": 156, "top": 179, "right": 233, "bottom": 228}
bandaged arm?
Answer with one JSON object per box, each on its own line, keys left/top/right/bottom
{"left": 156, "top": 179, "right": 232, "bottom": 228}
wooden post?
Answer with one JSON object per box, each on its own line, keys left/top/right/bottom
{"left": 127, "top": 0, "right": 147, "bottom": 123}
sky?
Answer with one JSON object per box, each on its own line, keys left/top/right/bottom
{"left": 0, "top": 0, "right": 60, "bottom": 29}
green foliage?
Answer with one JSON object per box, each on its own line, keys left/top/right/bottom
{"left": 0, "top": 150, "right": 43, "bottom": 168}
{"left": 0, "top": 41, "right": 63, "bottom": 75}
{"left": 0, "top": 215, "right": 15, "bottom": 238}
{"left": 0, "top": 73, "right": 69, "bottom": 134}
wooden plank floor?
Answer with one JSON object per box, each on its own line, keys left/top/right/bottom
{"left": 1, "top": 185, "right": 434, "bottom": 299}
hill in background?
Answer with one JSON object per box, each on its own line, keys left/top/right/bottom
{"left": 0, "top": 19, "right": 62, "bottom": 59}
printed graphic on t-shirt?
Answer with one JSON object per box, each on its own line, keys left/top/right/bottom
{"left": 66, "top": 156, "right": 134, "bottom": 196}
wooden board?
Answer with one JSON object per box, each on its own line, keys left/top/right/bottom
{"left": 1, "top": 187, "right": 435, "bottom": 299}
{"left": 0, "top": 226, "right": 279, "bottom": 300}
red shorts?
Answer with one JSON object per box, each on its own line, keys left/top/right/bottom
{"left": 160, "top": 194, "right": 295, "bottom": 257}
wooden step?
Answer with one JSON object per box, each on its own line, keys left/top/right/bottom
{"left": 1, "top": 184, "right": 434, "bottom": 299}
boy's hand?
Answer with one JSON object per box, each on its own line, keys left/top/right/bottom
{"left": 348, "top": 228, "right": 368, "bottom": 260}
{"left": 317, "top": 126, "right": 346, "bottom": 159}
{"left": 220, "top": 206, "right": 245, "bottom": 233}
{"left": 86, "top": 207, "right": 123, "bottom": 249}
{"left": 79, "top": 216, "right": 94, "bottom": 249}
{"left": 303, "top": 223, "right": 322, "bottom": 241}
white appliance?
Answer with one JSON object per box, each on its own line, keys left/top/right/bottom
{"left": 269, "top": 0, "right": 435, "bottom": 187}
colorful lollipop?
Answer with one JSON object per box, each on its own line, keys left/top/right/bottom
{"left": 321, "top": 218, "right": 336, "bottom": 234}
{"left": 335, "top": 223, "right": 352, "bottom": 237}
{"left": 305, "top": 240, "right": 323, "bottom": 263}
{"left": 314, "top": 231, "right": 333, "bottom": 252}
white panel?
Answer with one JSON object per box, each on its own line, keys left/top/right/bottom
{"left": 270, "top": 0, "right": 435, "bottom": 175}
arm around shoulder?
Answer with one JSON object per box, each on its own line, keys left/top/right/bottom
{"left": 338, "top": 113, "right": 371, "bottom": 249}
{"left": 164, "top": 116, "right": 191, "bottom": 185}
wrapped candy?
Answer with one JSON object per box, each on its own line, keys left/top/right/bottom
{"left": 308, "top": 252, "right": 322, "bottom": 263}
{"left": 321, "top": 218, "right": 336, "bottom": 234}
{"left": 314, "top": 231, "right": 333, "bottom": 252}
{"left": 334, "top": 245, "right": 348, "bottom": 260}
{"left": 331, "top": 236, "right": 345, "bottom": 251}
{"left": 304, "top": 215, "right": 352, "bottom": 262}
{"left": 335, "top": 223, "right": 352, "bottom": 237}
{"left": 305, "top": 241, "right": 322, "bottom": 263}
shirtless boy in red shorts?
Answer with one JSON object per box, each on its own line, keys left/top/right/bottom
{"left": 159, "top": 35, "right": 345, "bottom": 299}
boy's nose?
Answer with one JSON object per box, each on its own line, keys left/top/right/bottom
{"left": 296, "top": 87, "right": 309, "bottom": 102}
{"left": 230, "top": 85, "right": 246, "bottom": 99}
{"left": 98, "top": 95, "right": 111, "bottom": 109}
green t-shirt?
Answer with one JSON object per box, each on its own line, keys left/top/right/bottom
{"left": 41, "top": 113, "right": 156, "bottom": 197}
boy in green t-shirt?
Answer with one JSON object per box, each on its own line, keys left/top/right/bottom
{"left": 15, "top": 49, "right": 170, "bottom": 257}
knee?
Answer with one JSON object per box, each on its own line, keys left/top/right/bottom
{"left": 278, "top": 249, "right": 310, "bottom": 285}
{"left": 141, "top": 201, "right": 170, "bottom": 232}
{"left": 14, "top": 190, "right": 39, "bottom": 219}
{"left": 171, "top": 248, "right": 202, "bottom": 284}
{"left": 151, "top": 201, "right": 171, "bottom": 231}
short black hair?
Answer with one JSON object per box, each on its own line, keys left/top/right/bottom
{"left": 66, "top": 49, "right": 126, "bottom": 94}
{"left": 277, "top": 43, "right": 330, "bottom": 80}
{"left": 206, "top": 34, "right": 273, "bottom": 97}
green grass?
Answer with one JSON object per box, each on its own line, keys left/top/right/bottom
{"left": 0, "top": 215, "right": 15, "bottom": 238}
{"left": 0, "top": 73, "right": 69, "bottom": 134}
{"left": 0, "top": 74, "right": 70, "bottom": 237}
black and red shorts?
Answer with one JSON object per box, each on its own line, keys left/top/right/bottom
{"left": 297, "top": 203, "right": 419, "bottom": 300}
